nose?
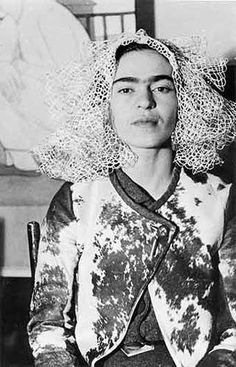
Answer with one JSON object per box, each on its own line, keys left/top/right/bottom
{"left": 137, "top": 88, "right": 156, "bottom": 110}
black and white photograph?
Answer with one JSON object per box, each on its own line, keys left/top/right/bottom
{"left": 0, "top": 1, "right": 236, "bottom": 366}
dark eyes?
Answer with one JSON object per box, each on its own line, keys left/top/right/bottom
{"left": 152, "top": 86, "right": 173, "bottom": 94}
{"left": 118, "top": 88, "right": 133, "bottom": 94}
{"left": 117, "top": 86, "right": 174, "bottom": 95}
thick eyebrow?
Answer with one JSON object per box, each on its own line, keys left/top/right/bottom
{"left": 113, "top": 75, "right": 173, "bottom": 85}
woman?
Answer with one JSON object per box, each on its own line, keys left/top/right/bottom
{"left": 28, "top": 30, "right": 236, "bottom": 366}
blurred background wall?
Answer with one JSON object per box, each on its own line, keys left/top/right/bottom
{"left": 155, "top": 0, "right": 236, "bottom": 59}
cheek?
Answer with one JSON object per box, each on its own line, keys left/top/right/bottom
{"left": 110, "top": 98, "right": 130, "bottom": 127}
{"left": 109, "top": 103, "right": 124, "bottom": 134}
{"left": 168, "top": 113, "right": 177, "bottom": 135}
{"left": 170, "top": 107, "right": 177, "bottom": 125}
{"left": 167, "top": 99, "right": 178, "bottom": 125}
{"left": 110, "top": 97, "right": 120, "bottom": 122}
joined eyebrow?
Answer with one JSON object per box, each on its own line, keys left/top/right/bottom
{"left": 113, "top": 75, "right": 174, "bottom": 85}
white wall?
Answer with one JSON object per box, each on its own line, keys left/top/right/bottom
{"left": 59, "top": 0, "right": 134, "bottom": 14}
{"left": 154, "top": 0, "right": 236, "bottom": 59}
{"left": 93, "top": 0, "right": 134, "bottom": 13}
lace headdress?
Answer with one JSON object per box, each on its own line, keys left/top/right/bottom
{"left": 33, "top": 29, "right": 236, "bottom": 182}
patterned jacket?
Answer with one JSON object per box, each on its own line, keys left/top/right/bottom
{"left": 28, "top": 168, "right": 236, "bottom": 367}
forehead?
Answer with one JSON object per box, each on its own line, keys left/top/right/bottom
{"left": 114, "top": 49, "right": 173, "bottom": 80}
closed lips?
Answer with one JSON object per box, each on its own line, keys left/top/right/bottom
{"left": 132, "top": 118, "right": 158, "bottom": 125}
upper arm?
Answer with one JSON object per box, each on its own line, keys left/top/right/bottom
{"left": 28, "top": 182, "right": 81, "bottom": 360}
{"left": 218, "top": 183, "right": 236, "bottom": 322}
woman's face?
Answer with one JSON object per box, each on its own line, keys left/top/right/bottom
{"left": 110, "top": 48, "right": 177, "bottom": 151}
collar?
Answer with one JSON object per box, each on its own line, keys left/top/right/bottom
{"left": 109, "top": 165, "right": 181, "bottom": 215}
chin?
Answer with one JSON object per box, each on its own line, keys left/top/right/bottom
{"left": 130, "top": 139, "right": 172, "bottom": 150}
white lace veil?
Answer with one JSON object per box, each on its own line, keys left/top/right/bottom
{"left": 33, "top": 29, "right": 236, "bottom": 182}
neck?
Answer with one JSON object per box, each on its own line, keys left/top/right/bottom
{"left": 123, "top": 147, "right": 174, "bottom": 200}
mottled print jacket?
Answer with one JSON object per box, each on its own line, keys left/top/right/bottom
{"left": 28, "top": 168, "right": 236, "bottom": 367}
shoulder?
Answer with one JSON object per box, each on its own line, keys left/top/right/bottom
{"left": 180, "top": 169, "right": 232, "bottom": 208}
{"left": 183, "top": 168, "right": 231, "bottom": 189}
{"left": 47, "top": 181, "right": 75, "bottom": 222}
{"left": 48, "top": 177, "right": 114, "bottom": 217}
{"left": 70, "top": 177, "right": 114, "bottom": 201}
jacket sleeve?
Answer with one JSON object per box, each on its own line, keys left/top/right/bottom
{"left": 198, "top": 184, "right": 236, "bottom": 367}
{"left": 27, "top": 182, "right": 87, "bottom": 367}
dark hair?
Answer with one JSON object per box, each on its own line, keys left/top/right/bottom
{"left": 115, "top": 42, "right": 153, "bottom": 62}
